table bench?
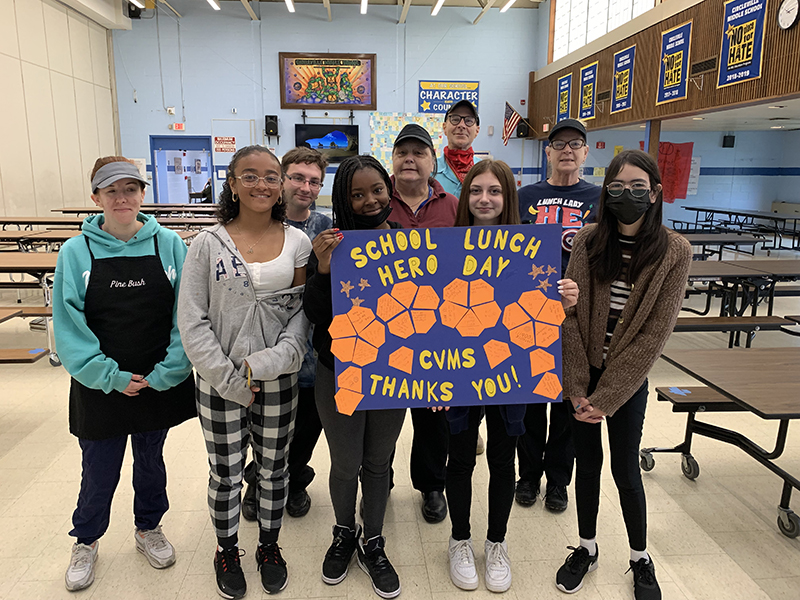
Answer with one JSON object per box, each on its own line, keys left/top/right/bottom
{"left": 673, "top": 315, "right": 792, "bottom": 347}
{"left": 0, "top": 308, "right": 48, "bottom": 363}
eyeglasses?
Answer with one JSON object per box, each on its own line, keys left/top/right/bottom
{"left": 550, "top": 139, "right": 587, "bottom": 151}
{"left": 285, "top": 174, "right": 323, "bottom": 190}
{"left": 236, "top": 174, "right": 281, "bottom": 188}
{"left": 447, "top": 114, "right": 477, "bottom": 127}
{"left": 606, "top": 182, "right": 651, "bottom": 198}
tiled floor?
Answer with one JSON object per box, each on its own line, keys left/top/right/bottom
{"left": 1, "top": 247, "right": 799, "bottom": 599}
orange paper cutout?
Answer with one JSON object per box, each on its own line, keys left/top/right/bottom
{"left": 347, "top": 306, "right": 375, "bottom": 333}
{"left": 388, "top": 346, "right": 415, "bottom": 374}
{"left": 443, "top": 278, "right": 469, "bottom": 306}
{"left": 536, "top": 298, "right": 566, "bottom": 326}
{"left": 413, "top": 285, "right": 440, "bottom": 310}
{"left": 391, "top": 280, "right": 418, "bottom": 308}
{"left": 360, "top": 320, "right": 386, "bottom": 348}
{"left": 472, "top": 301, "right": 501, "bottom": 329}
{"left": 331, "top": 337, "right": 356, "bottom": 363}
{"left": 440, "top": 301, "right": 469, "bottom": 328}
{"left": 469, "top": 279, "right": 494, "bottom": 306}
{"left": 483, "top": 340, "right": 512, "bottom": 369}
{"left": 534, "top": 322, "right": 560, "bottom": 348}
{"left": 337, "top": 366, "right": 362, "bottom": 394}
{"left": 328, "top": 314, "right": 356, "bottom": 339}
{"left": 387, "top": 311, "right": 415, "bottom": 339}
{"left": 518, "top": 290, "right": 547, "bottom": 319}
{"left": 335, "top": 388, "right": 364, "bottom": 415}
{"left": 353, "top": 338, "right": 380, "bottom": 366}
{"left": 529, "top": 348, "right": 555, "bottom": 377}
{"left": 456, "top": 309, "right": 484, "bottom": 337}
{"left": 411, "top": 310, "right": 437, "bottom": 334}
{"left": 376, "top": 293, "right": 404, "bottom": 322}
{"left": 502, "top": 302, "right": 529, "bottom": 330}
{"left": 509, "top": 321, "right": 535, "bottom": 349}
{"left": 533, "top": 372, "right": 562, "bottom": 400}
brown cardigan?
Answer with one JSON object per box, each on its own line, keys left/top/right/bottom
{"left": 562, "top": 224, "right": 692, "bottom": 416}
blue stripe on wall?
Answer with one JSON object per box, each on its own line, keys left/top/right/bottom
{"left": 699, "top": 167, "right": 800, "bottom": 176}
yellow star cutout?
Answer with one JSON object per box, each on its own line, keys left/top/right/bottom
{"left": 528, "top": 264, "right": 544, "bottom": 279}
{"left": 351, "top": 297, "right": 364, "bottom": 307}
{"left": 340, "top": 280, "right": 354, "bottom": 297}
{"left": 536, "top": 278, "right": 552, "bottom": 292}
{"left": 421, "top": 101, "right": 431, "bottom": 111}
{"left": 358, "top": 278, "right": 371, "bottom": 291}
{"left": 546, "top": 265, "right": 557, "bottom": 276}
{"left": 726, "top": 24, "right": 734, "bottom": 39}
{"left": 663, "top": 54, "right": 669, "bottom": 66}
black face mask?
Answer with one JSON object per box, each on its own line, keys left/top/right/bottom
{"left": 605, "top": 190, "right": 651, "bottom": 225}
{"left": 352, "top": 202, "right": 393, "bottom": 230}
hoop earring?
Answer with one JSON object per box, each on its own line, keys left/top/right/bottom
{"left": 232, "top": 193, "right": 239, "bottom": 202}
{"left": 277, "top": 196, "right": 284, "bottom": 205}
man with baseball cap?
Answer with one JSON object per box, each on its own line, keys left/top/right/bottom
{"left": 436, "top": 100, "right": 481, "bottom": 198}
{"left": 515, "top": 118, "right": 600, "bottom": 513}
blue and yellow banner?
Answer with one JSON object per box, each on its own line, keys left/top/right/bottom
{"left": 328, "top": 225, "right": 565, "bottom": 414}
{"left": 579, "top": 62, "right": 598, "bottom": 121}
{"left": 418, "top": 81, "right": 480, "bottom": 114}
{"left": 611, "top": 45, "right": 636, "bottom": 114}
{"left": 717, "top": 0, "right": 767, "bottom": 88}
{"left": 656, "top": 20, "right": 692, "bottom": 105}
{"left": 556, "top": 73, "right": 572, "bottom": 123}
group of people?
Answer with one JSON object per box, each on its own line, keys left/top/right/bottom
{"left": 52, "top": 101, "right": 690, "bottom": 600}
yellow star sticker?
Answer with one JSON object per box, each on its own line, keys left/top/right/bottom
{"left": 726, "top": 24, "right": 735, "bottom": 39}
{"left": 546, "top": 265, "right": 557, "bottom": 276}
{"left": 358, "top": 278, "right": 371, "bottom": 291}
{"left": 528, "top": 264, "right": 544, "bottom": 279}
{"left": 421, "top": 100, "right": 431, "bottom": 111}
{"left": 340, "top": 280, "right": 354, "bottom": 297}
{"left": 351, "top": 297, "right": 364, "bottom": 307}
{"left": 536, "top": 278, "right": 552, "bottom": 292}
{"left": 614, "top": 71, "right": 620, "bottom": 82}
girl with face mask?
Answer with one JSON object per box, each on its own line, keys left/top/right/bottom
{"left": 555, "top": 150, "right": 691, "bottom": 600}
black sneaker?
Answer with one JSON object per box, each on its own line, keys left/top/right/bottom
{"left": 214, "top": 547, "right": 247, "bottom": 600}
{"left": 545, "top": 484, "right": 569, "bottom": 512}
{"left": 628, "top": 558, "right": 661, "bottom": 600}
{"left": 256, "top": 543, "right": 288, "bottom": 594}
{"left": 357, "top": 535, "right": 401, "bottom": 599}
{"left": 556, "top": 545, "right": 598, "bottom": 593}
{"left": 322, "top": 524, "right": 361, "bottom": 585}
{"left": 286, "top": 489, "right": 311, "bottom": 518}
{"left": 515, "top": 479, "right": 540, "bottom": 507}
{"left": 241, "top": 483, "right": 258, "bottom": 522}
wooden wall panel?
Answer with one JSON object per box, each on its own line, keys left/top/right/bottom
{"left": 528, "top": 1, "right": 800, "bottom": 139}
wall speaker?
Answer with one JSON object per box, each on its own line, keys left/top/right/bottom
{"left": 265, "top": 115, "right": 279, "bottom": 136}
{"left": 126, "top": 2, "right": 142, "bottom": 18}
{"left": 516, "top": 121, "right": 529, "bottom": 138}
{"left": 722, "top": 135, "right": 735, "bottom": 148}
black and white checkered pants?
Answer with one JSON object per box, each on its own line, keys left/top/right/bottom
{"left": 196, "top": 373, "right": 297, "bottom": 544}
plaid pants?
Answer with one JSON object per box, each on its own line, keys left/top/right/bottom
{"left": 196, "top": 373, "right": 297, "bottom": 545}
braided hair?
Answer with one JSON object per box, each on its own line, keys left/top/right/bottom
{"left": 331, "top": 155, "right": 393, "bottom": 231}
{"left": 217, "top": 145, "right": 286, "bottom": 224}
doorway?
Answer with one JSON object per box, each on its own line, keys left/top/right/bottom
{"left": 150, "top": 135, "right": 214, "bottom": 204}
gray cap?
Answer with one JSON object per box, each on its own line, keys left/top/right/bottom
{"left": 91, "top": 161, "right": 149, "bottom": 192}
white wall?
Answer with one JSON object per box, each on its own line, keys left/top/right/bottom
{"left": 0, "top": 0, "right": 116, "bottom": 216}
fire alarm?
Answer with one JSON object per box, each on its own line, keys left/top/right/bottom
{"left": 543, "top": 123, "right": 550, "bottom": 132}
{"left": 520, "top": 99, "right": 526, "bottom": 106}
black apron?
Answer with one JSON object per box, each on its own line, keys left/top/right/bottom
{"left": 69, "top": 234, "right": 196, "bottom": 440}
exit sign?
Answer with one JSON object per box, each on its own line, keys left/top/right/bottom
{"left": 171, "top": 123, "right": 185, "bottom": 131}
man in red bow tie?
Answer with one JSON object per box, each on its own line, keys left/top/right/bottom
{"left": 436, "top": 100, "right": 480, "bottom": 198}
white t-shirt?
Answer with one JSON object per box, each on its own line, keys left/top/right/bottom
{"left": 249, "top": 225, "right": 312, "bottom": 299}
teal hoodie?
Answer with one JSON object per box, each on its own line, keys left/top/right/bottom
{"left": 53, "top": 213, "right": 192, "bottom": 394}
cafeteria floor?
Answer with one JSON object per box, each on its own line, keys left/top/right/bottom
{"left": 1, "top": 246, "right": 798, "bottom": 600}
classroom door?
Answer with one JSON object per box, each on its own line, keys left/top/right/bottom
{"left": 150, "top": 136, "right": 213, "bottom": 204}
{"left": 210, "top": 119, "right": 257, "bottom": 201}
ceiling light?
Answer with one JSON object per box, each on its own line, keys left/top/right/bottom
{"left": 768, "top": 105, "right": 785, "bottom": 109}
{"left": 500, "top": 0, "right": 517, "bottom": 12}
{"left": 639, "top": 125, "right": 646, "bottom": 128}
{"left": 285, "top": 0, "right": 295, "bottom": 12}
{"left": 129, "top": 0, "right": 145, "bottom": 8}
{"left": 771, "top": 126, "right": 784, "bottom": 129}
{"left": 692, "top": 117, "right": 704, "bottom": 121}
{"left": 431, "top": 0, "right": 446, "bottom": 16}
{"left": 361, "top": 0, "right": 368, "bottom": 14}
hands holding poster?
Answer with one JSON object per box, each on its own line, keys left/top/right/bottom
{"left": 328, "top": 224, "right": 565, "bottom": 415}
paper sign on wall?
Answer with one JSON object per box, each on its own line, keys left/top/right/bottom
{"left": 556, "top": 73, "right": 572, "bottom": 123}
{"left": 717, "top": 0, "right": 767, "bottom": 88}
{"left": 329, "top": 225, "right": 565, "bottom": 414}
{"left": 214, "top": 136, "right": 236, "bottom": 153}
{"left": 579, "top": 62, "right": 598, "bottom": 121}
{"left": 656, "top": 21, "right": 692, "bottom": 105}
{"left": 418, "top": 81, "right": 480, "bottom": 114}
{"left": 611, "top": 45, "right": 636, "bottom": 114}
{"left": 687, "top": 156, "right": 701, "bottom": 196}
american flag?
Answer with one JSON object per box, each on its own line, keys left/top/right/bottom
{"left": 502, "top": 102, "right": 522, "bottom": 146}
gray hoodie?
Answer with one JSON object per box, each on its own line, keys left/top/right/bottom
{"left": 177, "top": 223, "right": 310, "bottom": 406}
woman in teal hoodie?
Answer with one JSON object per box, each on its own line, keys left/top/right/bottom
{"left": 53, "top": 156, "right": 196, "bottom": 592}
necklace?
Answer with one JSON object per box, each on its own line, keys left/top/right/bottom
{"left": 234, "top": 219, "right": 273, "bottom": 254}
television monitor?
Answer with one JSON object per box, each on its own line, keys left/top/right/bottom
{"left": 295, "top": 124, "right": 359, "bottom": 163}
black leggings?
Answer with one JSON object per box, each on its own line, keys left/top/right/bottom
{"left": 571, "top": 368, "right": 648, "bottom": 551}
{"left": 446, "top": 405, "right": 518, "bottom": 543}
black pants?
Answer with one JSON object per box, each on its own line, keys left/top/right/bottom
{"left": 516, "top": 400, "right": 574, "bottom": 488}
{"left": 409, "top": 407, "right": 449, "bottom": 493}
{"left": 446, "top": 406, "right": 518, "bottom": 543}
{"left": 571, "top": 367, "right": 649, "bottom": 551}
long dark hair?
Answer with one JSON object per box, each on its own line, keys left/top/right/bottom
{"left": 454, "top": 160, "right": 521, "bottom": 227}
{"left": 587, "top": 149, "right": 669, "bottom": 284}
{"left": 331, "top": 155, "right": 394, "bottom": 231}
{"left": 217, "top": 145, "right": 286, "bottom": 224}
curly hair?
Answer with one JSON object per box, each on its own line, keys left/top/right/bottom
{"left": 331, "top": 155, "right": 394, "bottom": 231}
{"left": 217, "top": 145, "right": 286, "bottom": 224}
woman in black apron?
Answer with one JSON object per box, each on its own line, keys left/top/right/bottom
{"left": 52, "top": 157, "right": 195, "bottom": 592}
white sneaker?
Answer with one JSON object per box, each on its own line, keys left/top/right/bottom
{"left": 135, "top": 525, "right": 176, "bottom": 569}
{"left": 448, "top": 537, "right": 478, "bottom": 590}
{"left": 484, "top": 539, "right": 512, "bottom": 593}
{"left": 65, "top": 541, "right": 98, "bottom": 591}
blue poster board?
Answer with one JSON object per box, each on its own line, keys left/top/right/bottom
{"left": 579, "top": 62, "right": 598, "bottom": 121}
{"left": 611, "top": 45, "right": 636, "bottom": 114}
{"left": 556, "top": 73, "right": 572, "bottom": 123}
{"left": 328, "top": 225, "right": 565, "bottom": 414}
{"left": 656, "top": 21, "right": 692, "bottom": 105}
{"left": 717, "top": 0, "right": 767, "bottom": 88}
{"left": 418, "top": 81, "right": 480, "bottom": 114}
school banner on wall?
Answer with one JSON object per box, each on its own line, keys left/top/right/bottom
{"left": 717, "top": 0, "right": 767, "bottom": 88}
{"left": 611, "top": 45, "right": 636, "bottom": 114}
{"left": 579, "top": 62, "right": 598, "bottom": 120}
{"left": 556, "top": 73, "right": 573, "bottom": 122}
{"left": 328, "top": 225, "right": 565, "bottom": 414}
{"left": 418, "top": 81, "right": 480, "bottom": 114}
{"left": 656, "top": 21, "right": 693, "bottom": 105}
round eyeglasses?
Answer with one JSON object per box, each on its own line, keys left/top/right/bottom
{"left": 285, "top": 174, "right": 323, "bottom": 190}
{"left": 447, "top": 114, "right": 477, "bottom": 127}
{"left": 606, "top": 183, "right": 651, "bottom": 198}
{"left": 549, "top": 139, "right": 587, "bottom": 151}
{"left": 236, "top": 174, "right": 281, "bottom": 188}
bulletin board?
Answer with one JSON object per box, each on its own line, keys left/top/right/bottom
{"left": 369, "top": 112, "right": 445, "bottom": 173}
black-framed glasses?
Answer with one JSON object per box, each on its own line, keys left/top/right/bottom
{"left": 285, "top": 174, "right": 323, "bottom": 190}
{"left": 606, "top": 182, "right": 650, "bottom": 198}
{"left": 236, "top": 174, "right": 281, "bottom": 188}
{"left": 447, "top": 114, "right": 477, "bottom": 127}
{"left": 550, "top": 139, "right": 586, "bottom": 151}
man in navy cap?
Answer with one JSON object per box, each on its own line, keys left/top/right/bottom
{"left": 436, "top": 100, "right": 481, "bottom": 198}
